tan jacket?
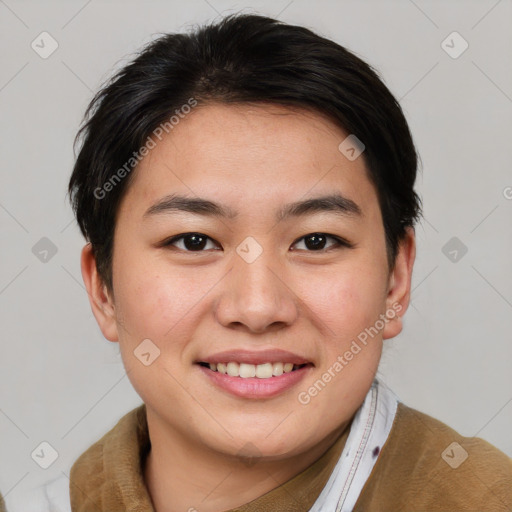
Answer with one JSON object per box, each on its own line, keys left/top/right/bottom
{"left": 68, "top": 402, "right": 512, "bottom": 511}
{"left": 353, "top": 403, "right": 512, "bottom": 511}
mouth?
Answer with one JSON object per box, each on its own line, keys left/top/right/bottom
{"left": 197, "top": 361, "right": 310, "bottom": 379}
{"left": 196, "top": 353, "right": 313, "bottom": 399}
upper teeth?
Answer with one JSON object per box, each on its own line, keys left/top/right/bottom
{"left": 208, "top": 362, "right": 297, "bottom": 379}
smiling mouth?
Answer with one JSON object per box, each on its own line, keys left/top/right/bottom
{"left": 198, "top": 361, "right": 310, "bottom": 379}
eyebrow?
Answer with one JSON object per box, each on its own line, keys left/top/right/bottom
{"left": 143, "top": 193, "right": 363, "bottom": 222}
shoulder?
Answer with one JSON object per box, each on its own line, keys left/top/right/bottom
{"left": 70, "top": 404, "right": 147, "bottom": 483}
{"left": 355, "top": 402, "right": 512, "bottom": 511}
{"left": 4, "top": 407, "right": 147, "bottom": 512}
{"left": 68, "top": 404, "right": 149, "bottom": 508}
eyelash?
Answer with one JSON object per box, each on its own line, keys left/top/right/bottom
{"left": 161, "top": 232, "right": 353, "bottom": 253}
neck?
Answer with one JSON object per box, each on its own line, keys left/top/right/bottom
{"left": 143, "top": 409, "right": 349, "bottom": 512}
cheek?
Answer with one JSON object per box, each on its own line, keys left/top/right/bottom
{"left": 112, "top": 250, "right": 217, "bottom": 344}
{"left": 114, "top": 277, "right": 183, "bottom": 344}
{"left": 300, "top": 262, "right": 387, "bottom": 340}
{"left": 111, "top": 244, "right": 169, "bottom": 339}
{"left": 111, "top": 266, "right": 198, "bottom": 402}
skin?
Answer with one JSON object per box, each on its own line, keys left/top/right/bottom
{"left": 81, "top": 103, "right": 416, "bottom": 512}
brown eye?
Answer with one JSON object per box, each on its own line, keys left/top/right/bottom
{"left": 291, "top": 233, "right": 351, "bottom": 252}
{"left": 164, "top": 233, "right": 218, "bottom": 251}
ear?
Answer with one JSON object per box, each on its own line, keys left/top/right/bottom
{"left": 382, "top": 227, "right": 416, "bottom": 340}
{"left": 81, "top": 243, "right": 119, "bottom": 342}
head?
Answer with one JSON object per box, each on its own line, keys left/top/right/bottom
{"left": 70, "top": 15, "right": 420, "bottom": 459}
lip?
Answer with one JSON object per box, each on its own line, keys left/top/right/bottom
{"left": 195, "top": 348, "right": 311, "bottom": 366}
{"left": 198, "top": 363, "right": 313, "bottom": 399}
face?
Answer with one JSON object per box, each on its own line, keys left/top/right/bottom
{"left": 83, "top": 103, "right": 415, "bottom": 460}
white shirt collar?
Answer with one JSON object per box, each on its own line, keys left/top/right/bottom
{"left": 310, "top": 378, "right": 399, "bottom": 511}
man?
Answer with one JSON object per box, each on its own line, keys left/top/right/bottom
{"left": 6, "top": 13, "right": 511, "bottom": 511}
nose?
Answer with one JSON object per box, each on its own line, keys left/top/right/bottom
{"left": 214, "top": 251, "right": 299, "bottom": 334}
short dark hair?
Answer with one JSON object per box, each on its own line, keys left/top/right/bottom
{"left": 68, "top": 13, "right": 422, "bottom": 291}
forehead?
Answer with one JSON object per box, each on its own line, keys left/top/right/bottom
{"left": 120, "top": 103, "right": 379, "bottom": 222}
{"left": 148, "top": 102, "right": 351, "bottom": 173}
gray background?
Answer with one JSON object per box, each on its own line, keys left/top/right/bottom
{"left": 1, "top": 0, "right": 511, "bottom": 503}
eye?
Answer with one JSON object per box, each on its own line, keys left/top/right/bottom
{"left": 162, "top": 232, "right": 219, "bottom": 252}
{"left": 162, "top": 232, "right": 352, "bottom": 253}
{"left": 291, "top": 233, "right": 351, "bottom": 252}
